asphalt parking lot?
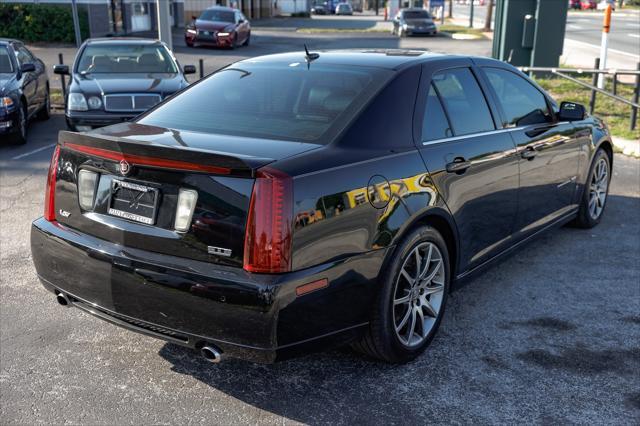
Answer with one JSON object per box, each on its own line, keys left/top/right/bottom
{"left": 1, "top": 110, "right": 639, "bottom": 424}
{"left": 1, "top": 24, "right": 640, "bottom": 424}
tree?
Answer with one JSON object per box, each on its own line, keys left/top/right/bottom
{"left": 448, "top": 0, "right": 453, "bottom": 18}
{"left": 483, "top": 0, "right": 494, "bottom": 32}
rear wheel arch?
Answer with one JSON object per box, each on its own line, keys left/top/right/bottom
{"left": 387, "top": 209, "right": 459, "bottom": 285}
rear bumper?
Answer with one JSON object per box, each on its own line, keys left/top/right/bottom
{"left": 31, "top": 218, "right": 383, "bottom": 362}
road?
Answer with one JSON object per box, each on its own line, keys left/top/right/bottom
{"left": 453, "top": 5, "right": 640, "bottom": 67}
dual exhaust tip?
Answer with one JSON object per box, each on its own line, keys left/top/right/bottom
{"left": 55, "top": 291, "right": 223, "bottom": 363}
{"left": 56, "top": 291, "right": 71, "bottom": 307}
{"left": 200, "top": 345, "right": 222, "bottom": 363}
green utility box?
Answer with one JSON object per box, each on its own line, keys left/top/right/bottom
{"left": 492, "top": 0, "right": 568, "bottom": 68}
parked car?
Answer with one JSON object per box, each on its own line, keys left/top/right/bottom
{"left": 335, "top": 2, "right": 353, "bottom": 14}
{"left": 53, "top": 38, "right": 194, "bottom": 132}
{"left": 0, "top": 38, "right": 50, "bottom": 144}
{"left": 597, "top": 0, "right": 615, "bottom": 10}
{"left": 32, "top": 50, "right": 613, "bottom": 364}
{"left": 581, "top": 0, "right": 597, "bottom": 9}
{"left": 569, "top": 0, "right": 582, "bottom": 9}
{"left": 185, "top": 6, "right": 251, "bottom": 49}
{"left": 392, "top": 8, "right": 438, "bottom": 37}
{"left": 311, "top": 4, "right": 328, "bottom": 14}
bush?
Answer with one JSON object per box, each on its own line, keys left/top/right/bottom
{"left": 0, "top": 3, "right": 89, "bottom": 43}
{"left": 290, "top": 11, "right": 311, "bottom": 17}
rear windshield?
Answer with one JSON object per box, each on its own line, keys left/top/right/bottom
{"left": 200, "top": 9, "right": 235, "bottom": 22}
{"left": 0, "top": 47, "right": 13, "bottom": 73}
{"left": 76, "top": 44, "right": 178, "bottom": 74}
{"left": 404, "top": 11, "right": 431, "bottom": 19}
{"left": 138, "top": 61, "right": 393, "bottom": 143}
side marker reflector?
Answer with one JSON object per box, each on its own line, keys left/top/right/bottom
{"left": 295, "top": 278, "right": 328, "bottom": 297}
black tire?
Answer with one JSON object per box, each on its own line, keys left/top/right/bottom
{"left": 13, "top": 103, "right": 28, "bottom": 145}
{"left": 243, "top": 32, "right": 250, "bottom": 46}
{"left": 37, "top": 87, "right": 51, "bottom": 120}
{"left": 572, "top": 148, "right": 611, "bottom": 228}
{"left": 231, "top": 34, "right": 238, "bottom": 49}
{"left": 352, "top": 226, "right": 450, "bottom": 363}
{"left": 186, "top": 40, "right": 194, "bottom": 47}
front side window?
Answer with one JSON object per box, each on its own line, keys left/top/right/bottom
{"left": 76, "top": 44, "right": 178, "bottom": 74}
{"left": 431, "top": 68, "right": 495, "bottom": 136}
{"left": 422, "top": 84, "right": 452, "bottom": 142}
{"left": 15, "top": 46, "right": 33, "bottom": 66}
{"left": 0, "top": 47, "right": 13, "bottom": 73}
{"left": 139, "top": 62, "right": 393, "bottom": 143}
{"left": 483, "top": 68, "right": 552, "bottom": 127}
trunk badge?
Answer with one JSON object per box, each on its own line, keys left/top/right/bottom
{"left": 119, "top": 160, "right": 131, "bottom": 176}
{"left": 59, "top": 209, "right": 71, "bottom": 218}
{"left": 208, "top": 246, "right": 232, "bottom": 257}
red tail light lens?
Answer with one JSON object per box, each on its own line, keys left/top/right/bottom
{"left": 243, "top": 167, "right": 293, "bottom": 274}
{"left": 44, "top": 145, "right": 61, "bottom": 221}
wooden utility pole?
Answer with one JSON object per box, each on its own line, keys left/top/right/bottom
{"left": 483, "top": 0, "right": 493, "bottom": 32}
{"left": 448, "top": 0, "right": 453, "bottom": 18}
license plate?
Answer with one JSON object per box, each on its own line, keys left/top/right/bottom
{"left": 108, "top": 180, "right": 159, "bottom": 225}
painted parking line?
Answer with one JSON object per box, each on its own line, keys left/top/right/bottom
{"left": 11, "top": 143, "right": 56, "bottom": 160}
{"left": 629, "top": 33, "right": 640, "bottom": 38}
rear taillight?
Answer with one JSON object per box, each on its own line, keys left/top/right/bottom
{"left": 44, "top": 145, "right": 61, "bottom": 221}
{"left": 243, "top": 167, "right": 293, "bottom": 274}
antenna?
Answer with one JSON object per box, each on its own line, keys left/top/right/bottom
{"left": 304, "top": 44, "right": 320, "bottom": 63}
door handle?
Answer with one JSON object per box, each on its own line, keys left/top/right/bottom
{"left": 521, "top": 147, "right": 537, "bottom": 160}
{"left": 446, "top": 158, "right": 471, "bottom": 174}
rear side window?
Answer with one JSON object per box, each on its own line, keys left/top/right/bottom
{"left": 422, "top": 84, "right": 452, "bottom": 141}
{"left": 483, "top": 68, "right": 552, "bottom": 126}
{"left": 139, "top": 62, "right": 393, "bottom": 143}
{"left": 432, "top": 68, "right": 494, "bottom": 136}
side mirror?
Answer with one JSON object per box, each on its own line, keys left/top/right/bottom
{"left": 53, "top": 64, "right": 69, "bottom": 75}
{"left": 20, "top": 63, "right": 36, "bottom": 73}
{"left": 183, "top": 65, "right": 196, "bottom": 75}
{"left": 558, "top": 101, "right": 586, "bottom": 121}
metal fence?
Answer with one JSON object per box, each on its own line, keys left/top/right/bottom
{"left": 520, "top": 59, "right": 640, "bottom": 131}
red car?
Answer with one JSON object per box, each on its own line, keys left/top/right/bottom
{"left": 580, "top": 0, "right": 597, "bottom": 9}
{"left": 185, "top": 6, "right": 251, "bottom": 49}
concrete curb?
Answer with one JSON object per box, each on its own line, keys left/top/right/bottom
{"left": 612, "top": 136, "right": 640, "bottom": 158}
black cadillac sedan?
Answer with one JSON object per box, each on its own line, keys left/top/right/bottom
{"left": 54, "top": 38, "right": 195, "bottom": 132}
{"left": 31, "top": 50, "right": 613, "bottom": 364}
{"left": 1, "top": 38, "right": 50, "bottom": 144}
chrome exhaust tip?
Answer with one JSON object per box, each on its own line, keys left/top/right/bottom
{"left": 201, "top": 345, "right": 222, "bottom": 363}
{"left": 56, "top": 292, "right": 71, "bottom": 307}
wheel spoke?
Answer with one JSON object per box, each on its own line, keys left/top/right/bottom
{"left": 422, "top": 297, "right": 438, "bottom": 318}
{"left": 394, "top": 293, "right": 411, "bottom": 305}
{"left": 418, "top": 244, "right": 433, "bottom": 280}
{"left": 400, "top": 267, "right": 413, "bottom": 285}
{"left": 421, "top": 259, "right": 442, "bottom": 287}
{"left": 423, "top": 282, "right": 444, "bottom": 296}
{"left": 415, "top": 306, "right": 426, "bottom": 337}
{"left": 406, "top": 308, "right": 417, "bottom": 343}
{"left": 396, "top": 306, "right": 411, "bottom": 331}
{"left": 413, "top": 248, "right": 422, "bottom": 280}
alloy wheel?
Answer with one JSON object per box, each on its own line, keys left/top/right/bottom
{"left": 588, "top": 157, "right": 609, "bottom": 220}
{"left": 393, "top": 242, "right": 445, "bottom": 347}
